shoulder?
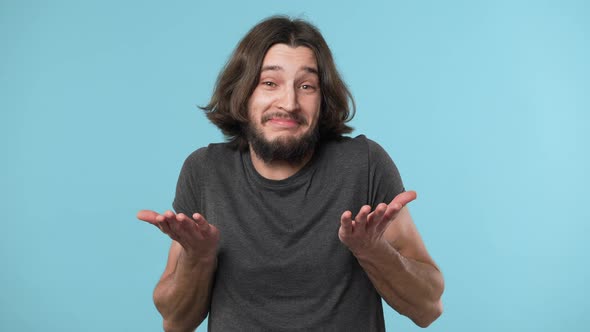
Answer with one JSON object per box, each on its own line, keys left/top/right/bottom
{"left": 316, "top": 135, "right": 393, "bottom": 173}
{"left": 321, "top": 134, "right": 365, "bottom": 152}
{"left": 179, "top": 142, "right": 243, "bottom": 184}
{"left": 183, "top": 142, "right": 238, "bottom": 166}
{"left": 335, "top": 135, "right": 403, "bottom": 185}
{"left": 321, "top": 135, "right": 391, "bottom": 159}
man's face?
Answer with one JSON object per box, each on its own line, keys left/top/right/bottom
{"left": 246, "top": 43, "right": 321, "bottom": 164}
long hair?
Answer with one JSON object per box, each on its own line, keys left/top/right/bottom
{"left": 201, "top": 16, "right": 355, "bottom": 150}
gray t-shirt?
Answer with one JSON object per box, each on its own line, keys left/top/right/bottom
{"left": 173, "top": 135, "right": 405, "bottom": 331}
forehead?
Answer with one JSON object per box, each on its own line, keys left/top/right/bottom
{"left": 261, "top": 44, "right": 318, "bottom": 70}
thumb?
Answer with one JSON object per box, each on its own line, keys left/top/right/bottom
{"left": 137, "top": 210, "right": 160, "bottom": 222}
{"left": 393, "top": 190, "right": 417, "bottom": 207}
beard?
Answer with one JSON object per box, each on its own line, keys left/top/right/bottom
{"left": 245, "top": 114, "right": 320, "bottom": 165}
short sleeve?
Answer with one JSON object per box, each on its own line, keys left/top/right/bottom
{"left": 366, "top": 138, "right": 405, "bottom": 206}
{"left": 172, "top": 148, "right": 205, "bottom": 215}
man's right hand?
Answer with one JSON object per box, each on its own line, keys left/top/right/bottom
{"left": 137, "top": 210, "right": 220, "bottom": 261}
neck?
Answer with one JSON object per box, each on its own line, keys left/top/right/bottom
{"left": 249, "top": 146, "right": 314, "bottom": 180}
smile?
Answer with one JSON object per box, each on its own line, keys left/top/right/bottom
{"left": 267, "top": 118, "right": 301, "bottom": 128}
{"left": 262, "top": 112, "right": 307, "bottom": 127}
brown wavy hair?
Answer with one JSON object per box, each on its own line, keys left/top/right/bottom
{"left": 200, "top": 16, "right": 355, "bottom": 150}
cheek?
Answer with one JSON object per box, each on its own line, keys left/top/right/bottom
{"left": 307, "top": 97, "right": 322, "bottom": 122}
{"left": 247, "top": 93, "right": 262, "bottom": 121}
{"left": 249, "top": 92, "right": 274, "bottom": 111}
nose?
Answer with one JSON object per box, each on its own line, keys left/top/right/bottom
{"left": 277, "top": 86, "right": 299, "bottom": 112}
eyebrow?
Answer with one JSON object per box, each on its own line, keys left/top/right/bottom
{"left": 260, "top": 65, "right": 319, "bottom": 75}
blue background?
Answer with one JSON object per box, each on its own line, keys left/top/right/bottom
{"left": 2, "top": 0, "right": 588, "bottom": 331}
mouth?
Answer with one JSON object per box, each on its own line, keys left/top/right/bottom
{"left": 262, "top": 112, "right": 307, "bottom": 127}
{"left": 269, "top": 118, "right": 298, "bottom": 126}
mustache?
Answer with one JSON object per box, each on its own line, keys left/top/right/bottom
{"left": 261, "top": 112, "right": 308, "bottom": 125}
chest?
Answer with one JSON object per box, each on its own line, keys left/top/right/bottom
{"left": 201, "top": 165, "right": 368, "bottom": 292}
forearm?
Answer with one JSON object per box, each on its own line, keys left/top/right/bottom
{"left": 154, "top": 251, "right": 217, "bottom": 332}
{"left": 354, "top": 243, "right": 444, "bottom": 327}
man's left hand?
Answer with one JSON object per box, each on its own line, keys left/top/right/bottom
{"left": 338, "top": 191, "right": 417, "bottom": 257}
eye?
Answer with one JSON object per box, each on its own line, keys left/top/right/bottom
{"left": 300, "top": 84, "right": 316, "bottom": 91}
{"left": 262, "top": 81, "right": 277, "bottom": 87}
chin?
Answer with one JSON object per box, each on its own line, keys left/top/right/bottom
{"left": 246, "top": 124, "right": 319, "bottom": 164}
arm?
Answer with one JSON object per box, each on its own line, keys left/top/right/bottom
{"left": 138, "top": 210, "right": 220, "bottom": 332}
{"left": 339, "top": 191, "right": 444, "bottom": 327}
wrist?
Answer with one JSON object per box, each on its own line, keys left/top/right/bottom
{"left": 351, "top": 239, "right": 387, "bottom": 259}
{"left": 179, "top": 249, "right": 217, "bottom": 268}
{"left": 351, "top": 240, "right": 403, "bottom": 266}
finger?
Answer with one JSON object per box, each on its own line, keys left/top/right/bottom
{"left": 352, "top": 205, "right": 371, "bottom": 235}
{"left": 171, "top": 213, "right": 196, "bottom": 243}
{"left": 354, "top": 205, "right": 371, "bottom": 225}
{"left": 376, "top": 207, "right": 398, "bottom": 235}
{"left": 382, "top": 191, "right": 417, "bottom": 221}
{"left": 382, "top": 202, "right": 401, "bottom": 224}
{"left": 157, "top": 219, "right": 175, "bottom": 238}
{"left": 193, "top": 213, "right": 212, "bottom": 237}
{"left": 177, "top": 213, "right": 196, "bottom": 228}
{"left": 137, "top": 210, "right": 160, "bottom": 224}
{"left": 367, "top": 203, "right": 387, "bottom": 228}
{"left": 163, "top": 212, "right": 187, "bottom": 241}
{"left": 145, "top": 212, "right": 179, "bottom": 241}
{"left": 177, "top": 213, "right": 203, "bottom": 240}
{"left": 164, "top": 211, "right": 185, "bottom": 241}
{"left": 156, "top": 212, "right": 183, "bottom": 241}
{"left": 340, "top": 210, "right": 353, "bottom": 234}
{"left": 379, "top": 202, "right": 408, "bottom": 235}
{"left": 393, "top": 190, "right": 417, "bottom": 207}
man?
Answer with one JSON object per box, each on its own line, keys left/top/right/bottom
{"left": 138, "top": 16, "right": 444, "bottom": 331}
